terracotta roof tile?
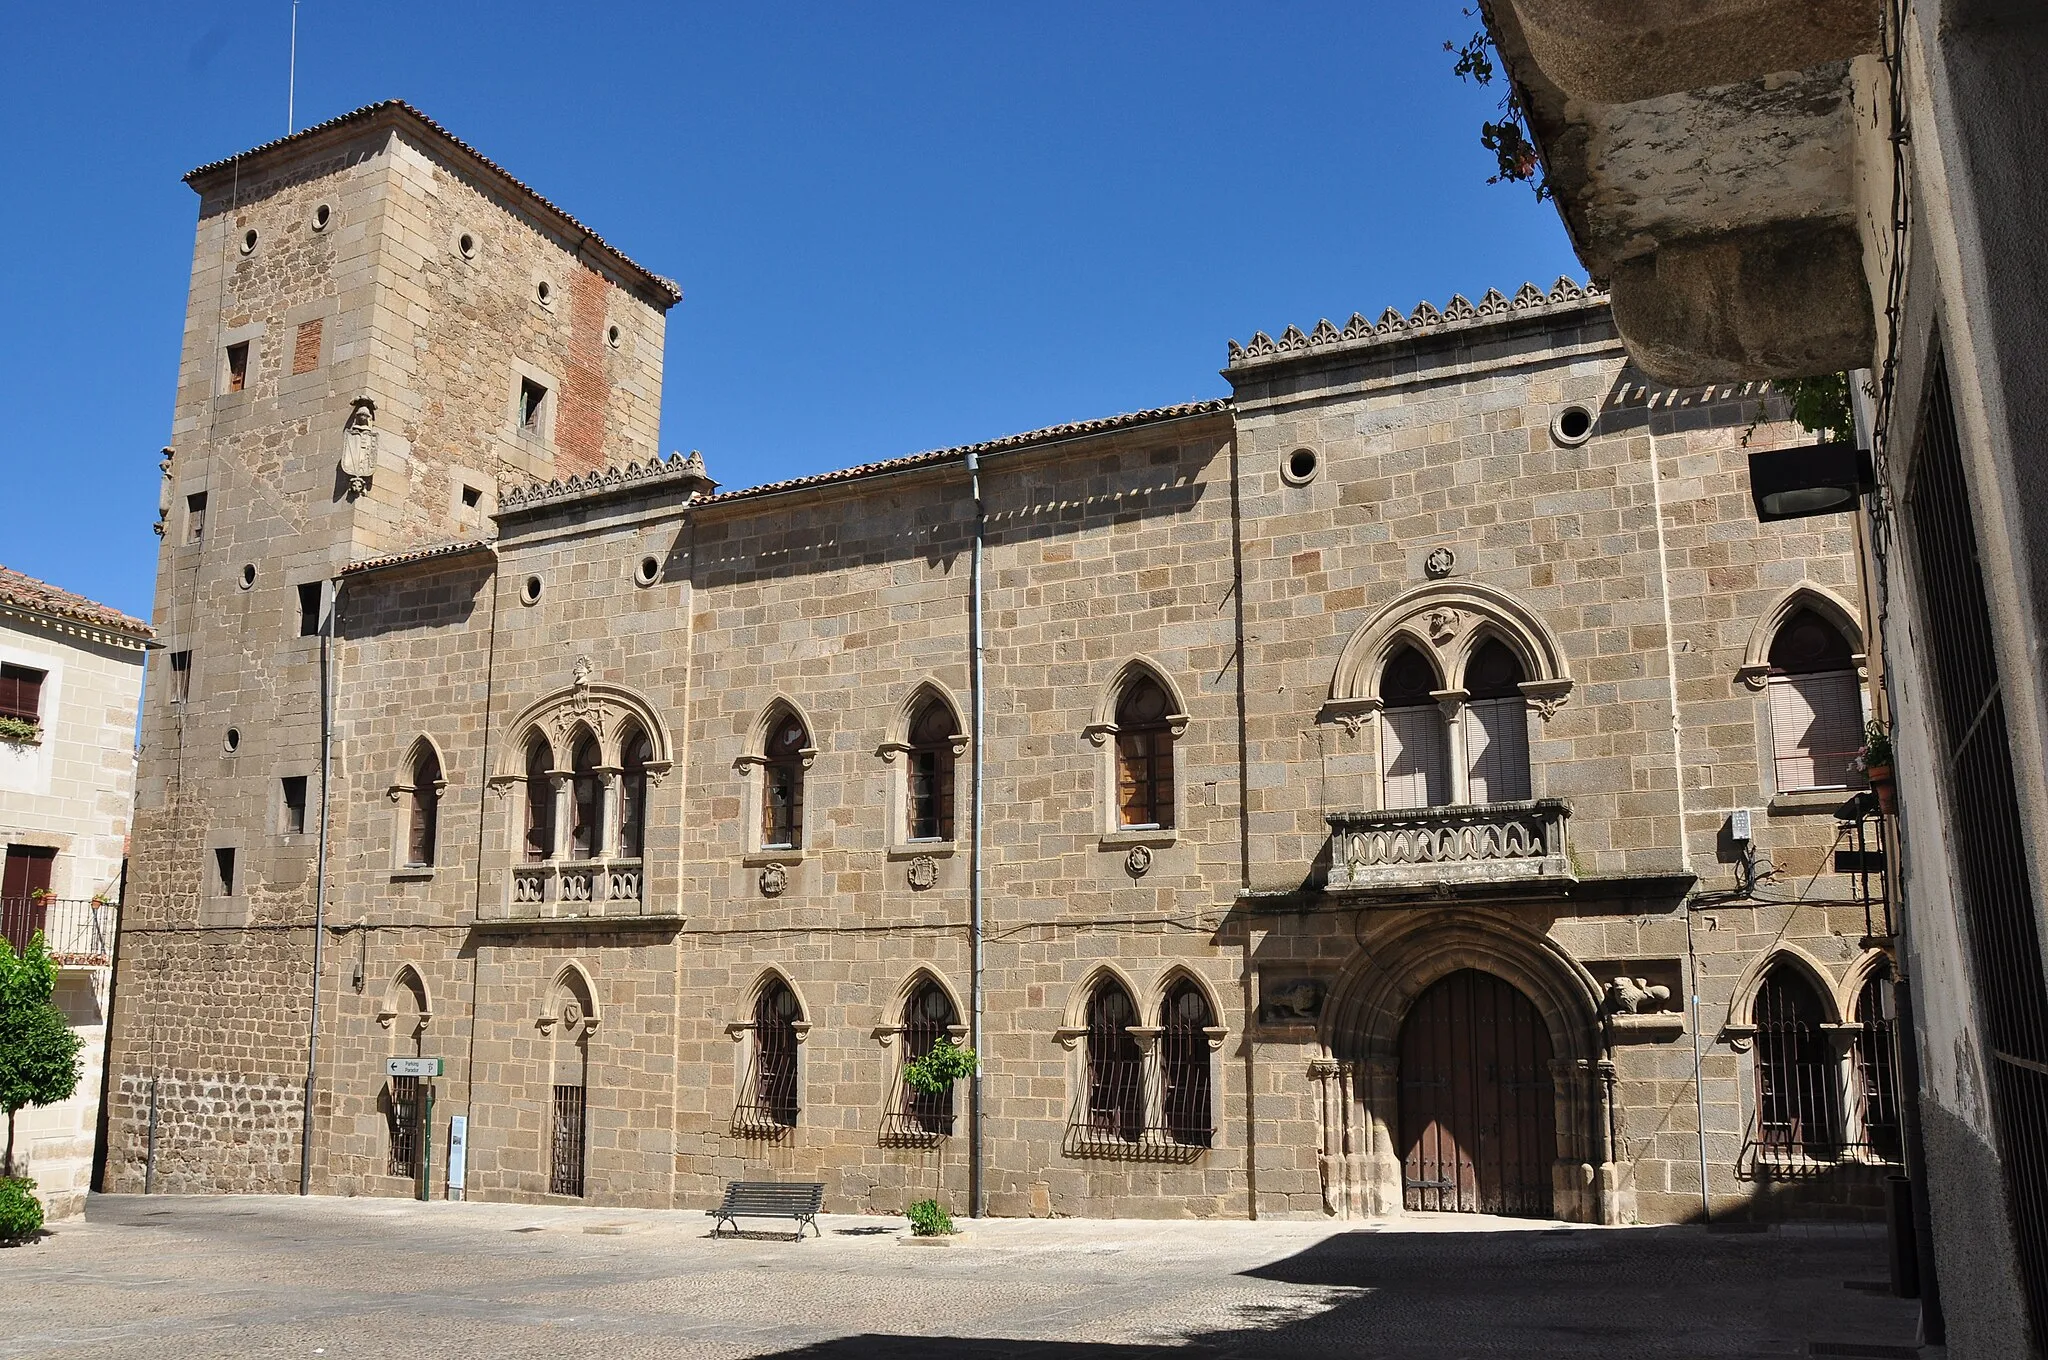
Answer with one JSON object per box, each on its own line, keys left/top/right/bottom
{"left": 185, "top": 100, "right": 680, "bottom": 309}
{"left": 0, "top": 566, "right": 153, "bottom": 644}
{"left": 337, "top": 539, "right": 495, "bottom": 579}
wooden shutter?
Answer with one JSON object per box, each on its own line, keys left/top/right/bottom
{"left": 1769, "top": 670, "right": 1864, "bottom": 790}
{"left": 1464, "top": 698, "right": 1531, "bottom": 803}
{"left": 1381, "top": 707, "right": 1447, "bottom": 809}
{"left": 0, "top": 665, "right": 45, "bottom": 723}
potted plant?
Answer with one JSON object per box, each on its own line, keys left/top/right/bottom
{"left": 0, "top": 717, "right": 38, "bottom": 746}
{"left": 1856, "top": 720, "right": 1896, "bottom": 815}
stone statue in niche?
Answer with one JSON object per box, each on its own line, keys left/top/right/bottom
{"left": 340, "top": 398, "right": 378, "bottom": 496}
{"left": 1259, "top": 976, "right": 1327, "bottom": 1024}
{"left": 153, "top": 446, "right": 175, "bottom": 537}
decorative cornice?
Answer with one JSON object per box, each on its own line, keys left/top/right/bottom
{"left": 1226, "top": 277, "right": 1608, "bottom": 370}
{"left": 498, "top": 450, "right": 716, "bottom": 518}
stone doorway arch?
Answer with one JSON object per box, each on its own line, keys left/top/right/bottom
{"left": 1315, "top": 911, "right": 1614, "bottom": 1223}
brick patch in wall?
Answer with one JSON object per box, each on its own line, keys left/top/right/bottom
{"left": 292, "top": 319, "right": 323, "bottom": 375}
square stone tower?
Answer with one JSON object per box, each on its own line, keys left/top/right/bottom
{"left": 115, "top": 104, "right": 677, "bottom": 1189}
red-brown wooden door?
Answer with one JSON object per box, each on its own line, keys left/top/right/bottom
{"left": 1398, "top": 968, "right": 1556, "bottom": 1217}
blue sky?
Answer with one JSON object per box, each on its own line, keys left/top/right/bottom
{"left": 0, "top": 3, "right": 1577, "bottom": 621}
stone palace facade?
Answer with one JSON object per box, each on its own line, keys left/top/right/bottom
{"left": 105, "top": 102, "right": 1898, "bottom": 1225}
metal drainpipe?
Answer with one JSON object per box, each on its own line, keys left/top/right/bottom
{"left": 299, "top": 576, "right": 344, "bottom": 1196}
{"left": 966, "top": 450, "right": 986, "bottom": 1220}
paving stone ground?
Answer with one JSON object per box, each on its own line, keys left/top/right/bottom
{"left": 0, "top": 1195, "right": 1928, "bottom": 1359}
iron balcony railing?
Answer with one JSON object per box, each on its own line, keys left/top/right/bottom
{"left": 1325, "top": 799, "right": 1572, "bottom": 893}
{"left": 1, "top": 897, "right": 117, "bottom": 966}
{"left": 1739, "top": 1046, "right": 1905, "bottom": 1176}
{"left": 1061, "top": 1052, "right": 1214, "bottom": 1163}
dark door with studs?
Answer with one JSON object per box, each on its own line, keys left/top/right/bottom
{"left": 1398, "top": 968, "right": 1556, "bottom": 1217}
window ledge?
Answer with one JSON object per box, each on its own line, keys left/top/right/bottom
{"left": 742, "top": 849, "right": 806, "bottom": 867}
{"left": 887, "top": 841, "right": 957, "bottom": 860}
{"left": 390, "top": 868, "right": 436, "bottom": 882}
{"left": 1100, "top": 828, "right": 1178, "bottom": 850}
{"left": 1768, "top": 789, "right": 1859, "bottom": 815}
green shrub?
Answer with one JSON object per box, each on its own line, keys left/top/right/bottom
{"left": 906, "top": 1198, "right": 954, "bottom": 1237}
{"left": 0, "top": 1176, "right": 42, "bottom": 1244}
{"left": 903, "top": 1038, "right": 977, "bottom": 1095}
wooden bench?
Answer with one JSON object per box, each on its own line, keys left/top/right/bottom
{"left": 708, "top": 1180, "right": 824, "bottom": 1240}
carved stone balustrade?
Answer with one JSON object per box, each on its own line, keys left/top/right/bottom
{"left": 1325, "top": 800, "right": 1573, "bottom": 894}
{"left": 500, "top": 859, "right": 644, "bottom": 920}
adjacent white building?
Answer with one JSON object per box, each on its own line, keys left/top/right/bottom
{"left": 0, "top": 565, "right": 151, "bottom": 1220}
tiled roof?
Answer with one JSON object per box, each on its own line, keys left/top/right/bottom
{"left": 498, "top": 452, "right": 715, "bottom": 518}
{"left": 0, "top": 566, "right": 153, "bottom": 645}
{"left": 1227, "top": 277, "right": 1608, "bottom": 370}
{"left": 337, "top": 539, "right": 496, "bottom": 579}
{"left": 184, "top": 100, "right": 681, "bottom": 308}
{"left": 691, "top": 400, "right": 1235, "bottom": 510}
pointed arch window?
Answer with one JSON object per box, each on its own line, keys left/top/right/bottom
{"left": 1752, "top": 964, "right": 1841, "bottom": 1160}
{"left": 1462, "top": 639, "right": 1530, "bottom": 803}
{"left": 568, "top": 733, "right": 602, "bottom": 860}
{"left": 738, "top": 978, "right": 803, "bottom": 1131}
{"left": 1084, "top": 980, "right": 1143, "bottom": 1142}
{"left": 907, "top": 700, "right": 958, "bottom": 842}
{"left": 763, "top": 713, "right": 808, "bottom": 850}
{"left": 1380, "top": 646, "right": 1448, "bottom": 809}
{"left": 405, "top": 745, "right": 442, "bottom": 868}
{"left": 619, "top": 726, "right": 652, "bottom": 860}
{"left": 900, "top": 979, "right": 960, "bottom": 1136}
{"left": 1114, "top": 676, "right": 1176, "bottom": 830}
{"left": 1160, "top": 980, "right": 1215, "bottom": 1148}
{"left": 523, "top": 738, "right": 555, "bottom": 863}
{"left": 1766, "top": 608, "right": 1866, "bottom": 792}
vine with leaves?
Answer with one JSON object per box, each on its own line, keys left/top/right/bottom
{"left": 1445, "top": 11, "right": 1548, "bottom": 199}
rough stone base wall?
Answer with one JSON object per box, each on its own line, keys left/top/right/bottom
{"left": 103, "top": 1070, "right": 305, "bottom": 1196}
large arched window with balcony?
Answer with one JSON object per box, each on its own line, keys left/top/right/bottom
{"left": 1766, "top": 608, "right": 1866, "bottom": 792}
{"left": 568, "top": 733, "right": 603, "bottom": 860}
{"left": 618, "top": 725, "right": 651, "bottom": 860}
{"left": 906, "top": 700, "right": 957, "bottom": 843}
{"left": 1752, "top": 963, "right": 1840, "bottom": 1161}
{"left": 1462, "top": 638, "right": 1530, "bottom": 803}
{"left": 1380, "top": 646, "right": 1447, "bottom": 809}
{"left": 762, "top": 711, "right": 809, "bottom": 850}
{"left": 1114, "top": 676, "right": 1176, "bottom": 830}
{"left": 1160, "top": 978, "right": 1215, "bottom": 1149}
{"left": 523, "top": 737, "right": 555, "bottom": 863}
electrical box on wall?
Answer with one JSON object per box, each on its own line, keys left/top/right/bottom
{"left": 1729, "top": 808, "right": 1753, "bottom": 843}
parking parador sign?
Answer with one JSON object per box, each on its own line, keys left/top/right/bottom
{"left": 385, "top": 1057, "right": 443, "bottom": 1078}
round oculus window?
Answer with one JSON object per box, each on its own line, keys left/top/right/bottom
{"left": 239, "top": 564, "right": 256, "bottom": 590}
{"left": 1282, "top": 447, "right": 1319, "bottom": 485}
{"left": 1551, "top": 404, "right": 1596, "bottom": 446}
{"left": 240, "top": 228, "right": 258, "bottom": 255}
{"left": 457, "top": 232, "right": 476, "bottom": 259}
{"left": 224, "top": 728, "right": 241, "bottom": 753}
{"left": 606, "top": 324, "right": 622, "bottom": 349}
{"left": 634, "top": 555, "right": 661, "bottom": 587}
{"left": 520, "top": 575, "right": 542, "bottom": 606}
{"left": 536, "top": 280, "right": 553, "bottom": 306}
{"left": 311, "top": 203, "right": 332, "bottom": 232}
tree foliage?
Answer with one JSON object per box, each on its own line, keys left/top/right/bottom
{"left": 0, "top": 934, "right": 83, "bottom": 1176}
{"left": 906, "top": 1198, "right": 955, "bottom": 1237}
{"left": 902, "top": 1037, "right": 977, "bottom": 1095}
{"left": 1446, "top": 16, "right": 1549, "bottom": 199}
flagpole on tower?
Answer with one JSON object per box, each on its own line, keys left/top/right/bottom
{"left": 287, "top": 0, "right": 300, "bottom": 133}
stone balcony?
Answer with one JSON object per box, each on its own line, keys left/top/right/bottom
{"left": 489, "top": 859, "right": 651, "bottom": 924}
{"left": 1325, "top": 800, "right": 1573, "bottom": 895}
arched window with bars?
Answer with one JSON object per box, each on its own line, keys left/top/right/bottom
{"left": 738, "top": 977, "right": 803, "bottom": 1132}
{"left": 1114, "top": 676, "right": 1176, "bottom": 830}
{"left": 1766, "top": 608, "right": 1866, "bottom": 792}
{"left": 1084, "top": 980, "right": 1143, "bottom": 1143}
{"left": 523, "top": 737, "right": 555, "bottom": 862}
{"left": 1380, "top": 646, "right": 1448, "bottom": 809}
{"left": 900, "top": 978, "right": 959, "bottom": 1136}
{"left": 1854, "top": 961, "right": 1903, "bottom": 1164}
{"left": 1462, "top": 638, "right": 1530, "bottom": 803}
{"left": 762, "top": 712, "right": 809, "bottom": 850}
{"left": 1752, "top": 963, "right": 1842, "bottom": 1162}
{"left": 906, "top": 700, "right": 957, "bottom": 843}
{"left": 618, "top": 726, "right": 652, "bottom": 860}
{"left": 1160, "top": 979, "right": 1215, "bottom": 1148}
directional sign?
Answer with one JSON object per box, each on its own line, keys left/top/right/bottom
{"left": 386, "top": 1057, "right": 444, "bottom": 1078}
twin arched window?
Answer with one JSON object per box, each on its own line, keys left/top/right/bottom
{"left": 1075, "top": 973, "right": 1216, "bottom": 1153}
{"left": 1748, "top": 956, "right": 1901, "bottom": 1166}
{"left": 1766, "top": 608, "right": 1865, "bottom": 792}
{"left": 1380, "top": 638, "right": 1529, "bottom": 809}
{"left": 521, "top": 724, "right": 656, "bottom": 863}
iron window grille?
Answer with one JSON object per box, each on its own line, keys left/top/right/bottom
{"left": 550, "top": 1084, "right": 586, "bottom": 1197}
{"left": 387, "top": 1075, "right": 423, "bottom": 1179}
{"left": 732, "top": 981, "right": 802, "bottom": 1137}
{"left": 881, "top": 981, "right": 959, "bottom": 1146}
{"left": 1063, "top": 981, "right": 1213, "bottom": 1163}
{"left": 1739, "top": 965, "right": 1904, "bottom": 1173}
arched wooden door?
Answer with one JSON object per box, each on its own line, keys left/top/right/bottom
{"left": 1398, "top": 968, "right": 1557, "bottom": 1217}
